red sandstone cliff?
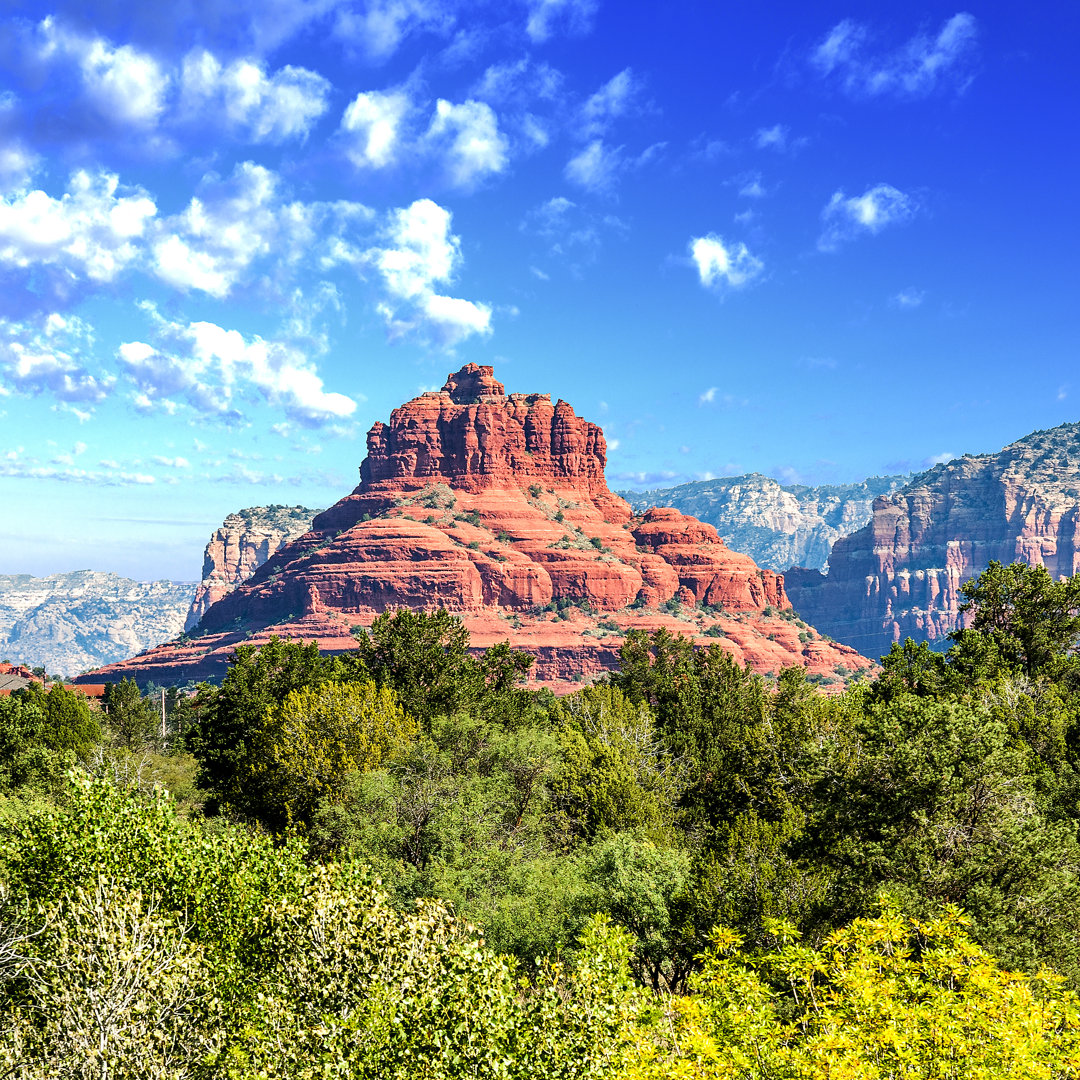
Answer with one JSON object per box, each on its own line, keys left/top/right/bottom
{"left": 86, "top": 365, "right": 870, "bottom": 690}
{"left": 786, "top": 422, "right": 1080, "bottom": 659}
{"left": 185, "top": 506, "right": 320, "bottom": 631}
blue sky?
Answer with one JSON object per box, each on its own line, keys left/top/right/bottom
{"left": 0, "top": 1, "right": 1076, "bottom": 580}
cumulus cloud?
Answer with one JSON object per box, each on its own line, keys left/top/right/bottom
{"left": 926, "top": 450, "right": 956, "bottom": 466}
{"left": 811, "top": 13, "right": 978, "bottom": 99}
{"left": 0, "top": 312, "right": 113, "bottom": 404}
{"left": 689, "top": 234, "right": 764, "bottom": 291}
{"left": 565, "top": 140, "right": 623, "bottom": 192}
{"left": 425, "top": 99, "right": 509, "bottom": 188}
{"left": 118, "top": 310, "right": 357, "bottom": 425}
{"left": 818, "top": 183, "right": 917, "bottom": 251}
{"left": 0, "top": 140, "right": 39, "bottom": 193}
{"left": 36, "top": 16, "right": 170, "bottom": 127}
{"left": 524, "top": 0, "right": 597, "bottom": 42}
{"left": 24, "top": 18, "right": 331, "bottom": 149}
{"left": 178, "top": 50, "right": 330, "bottom": 143}
{"left": 153, "top": 162, "right": 371, "bottom": 297}
{"left": 341, "top": 88, "right": 413, "bottom": 168}
{"left": 0, "top": 170, "right": 156, "bottom": 283}
{"left": 365, "top": 198, "right": 492, "bottom": 346}
{"left": 0, "top": 451, "right": 158, "bottom": 486}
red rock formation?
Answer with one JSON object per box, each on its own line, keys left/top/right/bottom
{"left": 786, "top": 422, "right": 1080, "bottom": 659}
{"left": 85, "top": 365, "right": 871, "bottom": 690}
{"left": 185, "top": 506, "right": 319, "bottom": 630}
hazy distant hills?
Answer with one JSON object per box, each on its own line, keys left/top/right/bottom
{"left": 1, "top": 505, "right": 320, "bottom": 677}
{"left": 0, "top": 572, "right": 198, "bottom": 676}
{"left": 619, "top": 473, "right": 909, "bottom": 571}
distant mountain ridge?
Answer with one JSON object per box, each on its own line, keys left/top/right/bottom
{"left": 619, "top": 473, "right": 909, "bottom": 571}
{"left": 1, "top": 506, "right": 321, "bottom": 676}
{"left": 785, "top": 421, "right": 1080, "bottom": 659}
{"left": 0, "top": 572, "right": 197, "bottom": 676}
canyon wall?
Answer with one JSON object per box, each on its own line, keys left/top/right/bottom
{"left": 786, "top": 423, "right": 1080, "bottom": 659}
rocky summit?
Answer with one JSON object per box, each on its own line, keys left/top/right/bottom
{"left": 786, "top": 422, "right": 1080, "bottom": 659}
{"left": 85, "top": 365, "right": 871, "bottom": 690}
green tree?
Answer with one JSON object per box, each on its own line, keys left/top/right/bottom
{"left": 189, "top": 637, "right": 330, "bottom": 817}
{"left": 39, "top": 683, "right": 101, "bottom": 759}
{"left": 103, "top": 678, "right": 157, "bottom": 751}
{"left": 349, "top": 609, "right": 533, "bottom": 726}
{"left": 253, "top": 680, "right": 417, "bottom": 828}
{"left": 551, "top": 684, "right": 683, "bottom": 844}
{"left": 951, "top": 560, "right": 1080, "bottom": 680}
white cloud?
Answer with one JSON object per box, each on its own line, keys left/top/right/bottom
{"left": 524, "top": 0, "right": 597, "bottom": 42}
{"left": 35, "top": 17, "right": 171, "bottom": 127}
{"left": 471, "top": 58, "right": 563, "bottom": 106}
{"left": 738, "top": 176, "right": 767, "bottom": 199}
{"left": 689, "top": 234, "right": 764, "bottom": 291}
{"left": 334, "top": 0, "right": 453, "bottom": 60}
{"left": 755, "top": 124, "right": 788, "bottom": 151}
{"left": 926, "top": 451, "right": 956, "bottom": 466}
{"left": 0, "top": 312, "right": 113, "bottom": 404}
{"left": 341, "top": 88, "right": 413, "bottom": 168}
{"left": 152, "top": 162, "right": 369, "bottom": 297}
{"left": 0, "top": 170, "right": 156, "bottom": 282}
{"left": 818, "top": 183, "right": 917, "bottom": 251}
{"left": 0, "top": 142, "right": 38, "bottom": 193}
{"left": 811, "top": 13, "right": 978, "bottom": 99}
{"left": 426, "top": 99, "right": 509, "bottom": 188}
{"left": 891, "top": 286, "right": 925, "bottom": 308}
{"left": 365, "top": 198, "right": 492, "bottom": 346}
{"left": 565, "top": 140, "right": 623, "bottom": 192}
{"left": 581, "top": 68, "right": 640, "bottom": 137}
{"left": 118, "top": 312, "right": 357, "bottom": 426}
{"left": 178, "top": 50, "right": 330, "bottom": 143}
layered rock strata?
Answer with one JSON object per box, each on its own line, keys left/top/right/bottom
{"left": 620, "top": 473, "right": 908, "bottom": 571}
{"left": 84, "top": 365, "right": 871, "bottom": 690}
{"left": 185, "top": 505, "right": 320, "bottom": 630}
{"left": 786, "top": 422, "right": 1080, "bottom": 659}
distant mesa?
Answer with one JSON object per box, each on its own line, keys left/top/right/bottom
{"left": 786, "top": 422, "right": 1080, "bottom": 659}
{"left": 82, "top": 364, "right": 872, "bottom": 690}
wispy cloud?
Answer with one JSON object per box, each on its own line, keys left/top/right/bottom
{"left": 890, "top": 286, "right": 925, "bottom": 309}
{"left": 818, "top": 183, "right": 917, "bottom": 252}
{"left": 811, "top": 13, "right": 979, "bottom": 99}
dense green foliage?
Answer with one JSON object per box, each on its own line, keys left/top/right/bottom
{"left": 4, "top": 561, "right": 1080, "bottom": 1075}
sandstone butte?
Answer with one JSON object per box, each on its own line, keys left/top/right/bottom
{"left": 84, "top": 365, "right": 872, "bottom": 692}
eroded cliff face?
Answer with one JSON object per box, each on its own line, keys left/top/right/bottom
{"left": 185, "top": 505, "right": 320, "bottom": 630}
{"left": 621, "top": 473, "right": 908, "bottom": 571}
{"left": 86, "top": 365, "right": 871, "bottom": 690}
{"left": 786, "top": 423, "right": 1080, "bottom": 659}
